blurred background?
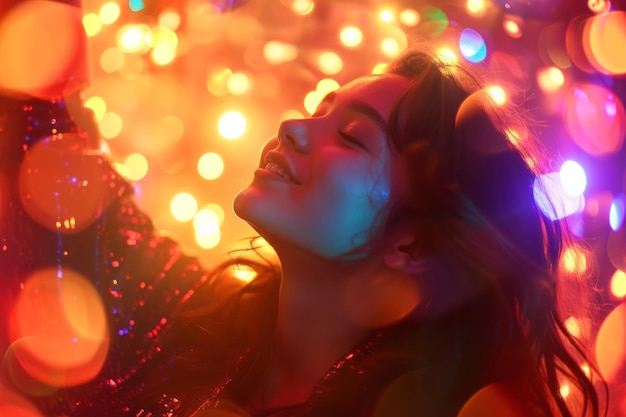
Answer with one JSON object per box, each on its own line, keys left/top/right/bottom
{"left": 72, "top": 0, "right": 626, "bottom": 302}
{"left": 70, "top": 0, "right": 626, "bottom": 253}
{"left": 1, "top": 0, "right": 626, "bottom": 397}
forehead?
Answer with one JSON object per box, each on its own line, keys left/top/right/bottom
{"left": 337, "top": 73, "right": 411, "bottom": 121}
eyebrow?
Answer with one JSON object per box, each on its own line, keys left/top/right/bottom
{"left": 318, "top": 91, "right": 388, "bottom": 133}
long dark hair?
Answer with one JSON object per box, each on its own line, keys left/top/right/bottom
{"left": 382, "top": 49, "right": 607, "bottom": 416}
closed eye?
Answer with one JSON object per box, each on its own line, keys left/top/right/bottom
{"left": 338, "top": 130, "right": 368, "bottom": 151}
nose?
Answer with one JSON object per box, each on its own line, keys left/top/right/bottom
{"left": 277, "top": 119, "right": 310, "bottom": 153}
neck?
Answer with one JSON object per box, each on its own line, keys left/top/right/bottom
{"left": 258, "top": 246, "right": 404, "bottom": 408}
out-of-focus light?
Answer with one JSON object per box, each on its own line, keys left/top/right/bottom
{"left": 197, "top": 152, "right": 225, "bottom": 180}
{"left": 82, "top": 13, "right": 103, "bottom": 37}
{"left": 316, "top": 78, "right": 340, "bottom": 95}
{"left": 193, "top": 208, "right": 220, "bottom": 235}
{"left": 611, "top": 270, "right": 626, "bottom": 299}
{"left": 534, "top": 172, "right": 585, "bottom": 220}
{"left": 372, "top": 62, "right": 388, "bottom": 74}
{"left": 585, "top": 11, "right": 626, "bottom": 75}
{"left": 117, "top": 25, "right": 150, "bottom": 54}
{"left": 279, "top": 109, "right": 305, "bottom": 122}
{"left": 466, "top": 0, "right": 487, "bottom": 15}
{"left": 318, "top": 51, "right": 343, "bottom": 75}
{"left": 148, "top": 26, "right": 178, "bottom": 66}
{"left": 537, "top": 66, "right": 565, "bottom": 93}
{"left": 380, "top": 38, "right": 402, "bottom": 59}
{"left": 129, "top": 0, "right": 145, "bottom": 12}
{"left": 204, "top": 203, "right": 225, "bottom": 224}
{"left": 588, "top": 0, "right": 611, "bottom": 14}
{"left": 263, "top": 41, "right": 298, "bottom": 65}
{"left": 196, "top": 229, "right": 221, "bottom": 249}
{"left": 560, "top": 384, "right": 571, "bottom": 398}
{"left": 0, "top": 0, "right": 85, "bottom": 99}
{"left": 304, "top": 90, "right": 325, "bottom": 115}
{"left": 113, "top": 162, "right": 129, "bottom": 178}
{"left": 232, "top": 264, "right": 258, "bottom": 283}
{"left": 503, "top": 15, "right": 523, "bottom": 38}
{"left": 485, "top": 85, "right": 506, "bottom": 105}
{"left": 218, "top": 111, "right": 246, "bottom": 139}
{"left": 340, "top": 26, "right": 363, "bottom": 48}
{"left": 170, "top": 192, "right": 198, "bottom": 222}
{"left": 399, "top": 9, "right": 420, "bottom": 27}
{"left": 291, "top": 0, "right": 314, "bottom": 15}
{"left": 99, "top": 112, "right": 123, "bottom": 139}
{"left": 0, "top": 388, "right": 43, "bottom": 416}
{"left": 380, "top": 9, "right": 394, "bottom": 22}
{"left": 459, "top": 28, "right": 487, "bottom": 63}
{"left": 124, "top": 153, "right": 149, "bottom": 181}
{"left": 159, "top": 10, "right": 181, "bottom": 31}
{"left": 227, "top": 72, "right": 251, "bottom": 95}
{"left": 206, "top": 67, "right": 232, "bottom": 96}
{"left": 84, "top": 96, "right": 107, "bottom": 122}
{"left": 100, "top": 47, "right": 125, "bottom": 73}
{"left": 595, "top": 302, "right": 626, "bottom": 383}
{"left": 420, "top": 6, "right": 449, "bottom": 37}
{"left": 564, "top": 83, "right": 626, "bottom": 156}
{"left": 610, "top": 194, "right": 626, "bottom": 231}
{"left": 9, "top": 268, "right": 109, "bottom": 387}
{"left": 99, "top": 2, "right": 121, "bottom": 25}
{"left": 561, "top": 245, "right": 588, "bottom": 274}
{"left": 559, "top": 160, "right": 587, "bottom": 197}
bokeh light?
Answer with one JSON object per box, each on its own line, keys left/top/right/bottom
{"left": 537, "top": 66, "right": 565, "bottom": 93}
{"left": 503, "top": 15, "right": 522, "bottom": 38}
{"left": 227, "top": 72, "right": 251, "bottom": 95}
{"left": 340, "top": 26, "right": 363, "bottom": 48}
{"left": 318, "top": 51, "right": 343, "bottom": 75}
{"left": 82, "top": 13, "right": 103, "bottom": 37}
{"left": 610, "top": 194, "right": 626, "bottom": 231}
{"left": 18, "top": 135, "right": 117, "bottom": 234}
{"left": 198, "top": 152, "right": 225, "bottom": 180}
{"left": 99, "top": 2, "right": 121, "bottom": 25}
{"left": 84, "top": 96, "right": 107, "bottom": 122}
{"left": 8, "top": 267, "right": 109, "bottom": 389}
{"left": 564, "top": 83, "right": 626, "bottom": 156}
{"left": 595, "top": 301, "right": 626, "bottom": 383}
{"left": 534, "top": 172, "right": 585, "bottom": 220}
{"left": 170, "top": 192, "right": 198, "bottom": 222}
{"left": 124, "top": 153, "right": 149, "bottom": 181}
{"left": 218, "top": 111, "right": 246, "bottom": 139}
{"left": 610, "top": 270, "right": 626, "bottom": 299}
{"left": 0, "top": 0, "right": 86, "bottom": 98}
{"left": 459, "top": 28, "right": 487, "bottom": 63}
{"left": 585, "top": 11, "right": 626, "bottom": 75}
{"left": 559, "top": 160, "right": 587, "bottom": 197}
{"left": 398, "top": 9, "right": 420, "bottom": 27}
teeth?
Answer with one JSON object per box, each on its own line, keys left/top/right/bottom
{"left": 265, "top": 162, "right": 293, "bottom": 181}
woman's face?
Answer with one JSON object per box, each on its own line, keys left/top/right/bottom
{"left": 233, "top": 73, "right": 410, "bottom": 259}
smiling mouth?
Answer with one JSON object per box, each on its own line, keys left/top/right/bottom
{"left": 264, "top": 161, "right": 294, "bottom": 182}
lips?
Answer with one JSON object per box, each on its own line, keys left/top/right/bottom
{"left": 261, "top": 151, "right": 300, "bottom": 184}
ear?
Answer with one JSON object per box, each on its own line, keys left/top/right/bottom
{"left": 383, "top": 234, "right": 424, "bottom": 274}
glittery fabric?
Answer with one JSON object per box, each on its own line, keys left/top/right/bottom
{"left": 0, "top": 95, "right": 434, "bottom": 417}
{"left": 0, "top": 95, "right": 221, "bottom": 416}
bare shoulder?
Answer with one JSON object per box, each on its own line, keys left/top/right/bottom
{"left": 457, "top": 382, "right": 536, "bottom": 417}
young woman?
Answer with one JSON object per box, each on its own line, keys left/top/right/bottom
{"left": 0, "top": 50, "right": 607, "bottom": 416}
{"left": 133, "top": 50, "right": 606, "bottom": 416}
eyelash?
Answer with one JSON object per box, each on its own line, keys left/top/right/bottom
{"left": 338, "top": 130, "right": 366, "bottom": 150}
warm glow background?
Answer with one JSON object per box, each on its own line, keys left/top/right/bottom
{"left": 2, "top": 0, "right": 626, "bottom": 409}
{"left": 76, "top": 0, "right": 626, "bottom": 302}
